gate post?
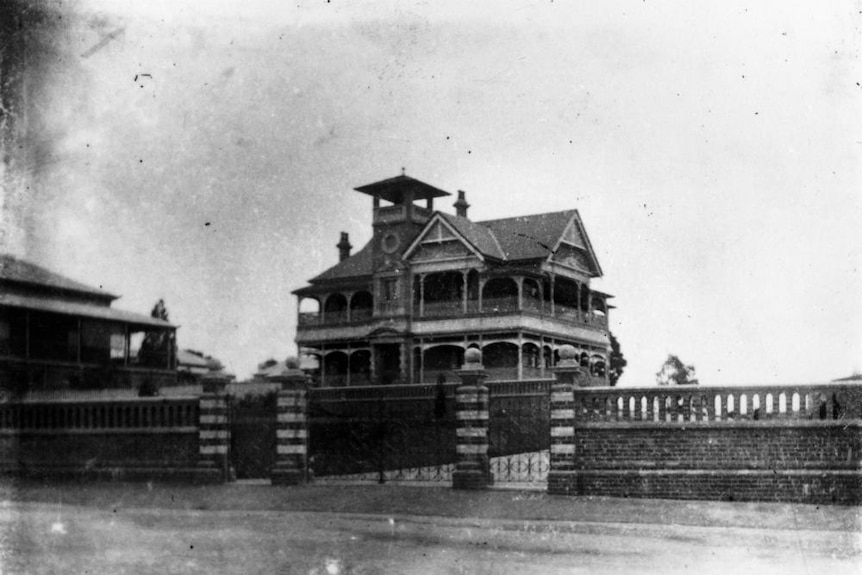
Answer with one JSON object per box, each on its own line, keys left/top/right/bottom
{"left": 452, "top": 348, "right": 492, "bottom": 490}
{"left": 198, "top": 371, "right": 231, "bottom": 483}
{"left": 268, "top": 358, "right": 309, "bottom": 486}
{"left": 548, "top": 345, "right": 583, "bottom": 495}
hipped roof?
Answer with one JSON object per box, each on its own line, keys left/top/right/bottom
{"left": 0, "top": 254, "right": 118, "bottom": 300}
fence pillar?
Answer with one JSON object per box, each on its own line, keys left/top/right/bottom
{"left": 548, "top": 345, "right": 583, "bottom": 495}
{"left": 452, "top": 348, "right": 492, "bottom": 490}
{"left": 268, "top": 358, "right": 309, "bottom": 486}
{"left": 197, "top": 372, "right": 231, "bottom": 483}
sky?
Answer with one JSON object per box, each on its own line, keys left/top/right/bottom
{"left": 1, "top": 0, "right": 860, "bottom": 384}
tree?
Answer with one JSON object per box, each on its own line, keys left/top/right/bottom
{"left": 608, "top": 333, "right": 627, "bottom": 386}
{"left": 656, "top": 354, "right": 699, "bottom": 386}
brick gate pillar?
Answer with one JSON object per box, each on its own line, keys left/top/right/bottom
{"left": 548, "top": 345, "right": 583, "bottom": 495}
{"left": 452, "top": 348, "right": 492, "bottom": 490}
{"left": 267, "top": 358, "right": 310, "bottom": 486}
{"left": 198, "top": 371, "right": 231, "bottom": 483}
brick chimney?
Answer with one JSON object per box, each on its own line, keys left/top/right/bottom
{"left": 454, "top": 190, "right": 470, "bottom": 218}
{"left": 337, "top": 232, "right": 352, "bottom": 261}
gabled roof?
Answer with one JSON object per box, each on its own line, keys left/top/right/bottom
{"left": 308, "top": 240, "right": 374, "bottom": 283}
{"left": 437, "top": 213, "right": 505, "bottom": 260}
{"left": 481, "top": 210, "right": 577, "bottom": 261}
{"left": 404, "top": 209, "right": 602, "bottom": 276}
{"left": 0, "top": 254, "right": 118, "bottom": 300}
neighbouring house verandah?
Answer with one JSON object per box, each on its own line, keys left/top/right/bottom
{"left": 0, "top": 255, "right": 177, "bottom": 395}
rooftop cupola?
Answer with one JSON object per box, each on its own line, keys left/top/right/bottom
{"left": 453, "top": 190, "right": 470, "bottom": 218}
{"left": 354, "top": 173, "right": 451, "bottom": 227}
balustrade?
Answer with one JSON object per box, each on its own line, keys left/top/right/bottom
{"left": 0, "top": 398, "right": 200, "bottom": 431}
{"left": 571, "top": 383, "right": 862, "bottom": 425}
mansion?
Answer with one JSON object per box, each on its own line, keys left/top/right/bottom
{"left": 293, "top": 174, "right": 614, "bottom": 387}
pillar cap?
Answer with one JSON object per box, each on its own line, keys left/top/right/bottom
{"left": 459, "top": 347, "right": 485, "bottom": 374}
{"left": 266, "top": 357, "right": 309, "bottom": 387}
{"left": 201, "top": 370, "right": 231, "bottom": 393}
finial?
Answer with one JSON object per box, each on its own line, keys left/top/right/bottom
{"left": 401, "top": 166, "right": 406, "bottom": 176}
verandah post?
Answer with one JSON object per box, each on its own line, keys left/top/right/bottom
{"left": 452, "top": 348, "right": 492, "bottom": 490}
{"left": 268, "top": 358, "right": 310, "bottom": 486}
{"left": 547, "top": 345, "right": 582, "bottom": 495}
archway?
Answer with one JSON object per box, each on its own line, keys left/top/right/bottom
{"left": 482, "top": 278, "right": 518, "bottom": 313}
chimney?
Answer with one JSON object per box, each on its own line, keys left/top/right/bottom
{"left": 454, "top": 190, "right": 470, "bottom": 218}
{"left": 337, "top": 232, "right": 352, "bottom": 261}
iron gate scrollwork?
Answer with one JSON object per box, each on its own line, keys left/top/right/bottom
{"left": 488, "top": 380, "right": 551, "bottom": 487}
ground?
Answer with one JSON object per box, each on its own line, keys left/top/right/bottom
{"left": 0, "top": 480, "right": 859, "bottom": 574}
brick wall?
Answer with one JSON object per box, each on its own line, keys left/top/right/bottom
{"left": 549, "top": 383, "right": 862, "bottom": 505}
{"left": 0, "top": 396, "right": 223, "bottom": 482}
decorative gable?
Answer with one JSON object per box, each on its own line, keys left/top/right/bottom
{"left": 547, "top": 212, "right": 603, "bottom": 277}
{"left": 552, "top": 244, "right": 593, "bottom": 273}
{"left": 403, "top": 214, "right": 484, "bottom": 263}
{"left": 423, "top": 220, "right": 458, "bottom": 243}
{"left": 561, "top": 220, "right": 587, "bottom": 249}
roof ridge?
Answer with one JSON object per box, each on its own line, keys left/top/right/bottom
{"left": 476, "top": 208, "right": 577, "bottom": 226}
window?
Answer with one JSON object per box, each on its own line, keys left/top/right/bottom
{"left": 382, "top": 278, "right": 398, "bottom": 301}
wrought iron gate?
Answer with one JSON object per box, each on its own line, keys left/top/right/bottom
{"left": 229, "top": 392, "right": 276, "bottom": 480}
{"left": 487, "top": 379, "right": 551, "bottom": 488}
{"left": 308, "top": 384, "right": 458, "bottom": 484}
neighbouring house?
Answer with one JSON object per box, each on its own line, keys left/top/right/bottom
{"left": 177, "top": 349, "right": 216, "bottom": 384}
{"left": 292, "top": 174, "right": 613, "bottom": 386}
{"left": 0, "top": 254, "right": 177, "bottom": 395}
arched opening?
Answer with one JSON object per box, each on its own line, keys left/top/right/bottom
{"left": 553, "top": 277, "right": 579, "bottom": 320}
{"left": 482, "top": 278, "right": 518, "bottom": 313}
{"left": 522, "top": 278, "right": 542, "bottom": 312}
{"left": 422, "top": 345, "right": 464, "bottom": 383}
{"left": 323, "top": 351, "right": 348, "bottom": 387}
{"left": 323, "top": 294, "right": 348, "bottom": 324}
{"left": 483, "top": 342, "right": 519, "bottom": 380}
{"left": 579, "top": 352, "right": 590, "bottom": 369}
{"left": 590, "top": 355, "right": 606, "bottom": 379}
{"left": 298, "top": 297, "right": 320, "bottom": 325}
{"left": 349, "top": 291, "right": 373, "bottom": 321}
{"left": 521, "top": 342, "right": 542, "bottom": 378}
{"left": 423, "top": 272, "right": 464, "bottom": 316}
{"left": 349, "top": 349, "right": 371, "bottom": 386}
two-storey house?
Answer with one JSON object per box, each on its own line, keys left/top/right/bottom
{"left": 293, "top": 174, "right": 613, "bottom": 386}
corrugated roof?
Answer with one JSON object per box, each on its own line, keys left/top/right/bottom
{"left": 310, "top": 240, "right": 374, "bottom": 283}
{"left": 0, "top": 292, "right": 174, "bottom": 328}
{"left": 0, "top": 254, "right": 117, "bottom": 299}
{"left": 480, "top": 210, "right": 577, "bottom": 261}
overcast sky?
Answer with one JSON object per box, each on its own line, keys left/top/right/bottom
{"left": 3, "top": 0, "right": 860, "bottom": 384}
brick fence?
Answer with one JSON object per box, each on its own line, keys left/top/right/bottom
{"left": 0, "top": 374, "right": 232, "bottom": 483}
{"left": 548, "top": 382, "right": 862, "bottom": 504}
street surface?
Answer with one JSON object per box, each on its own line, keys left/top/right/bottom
{"left": 0, "top": 482, "right": 858, "bottom": 574}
